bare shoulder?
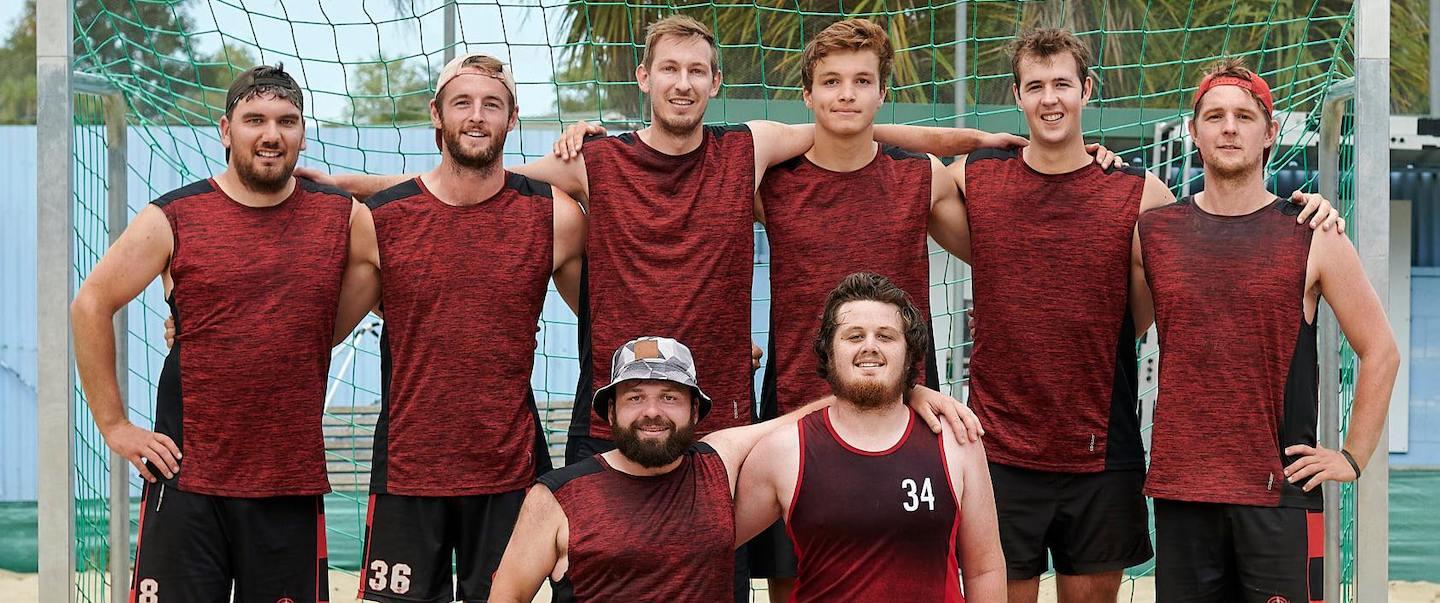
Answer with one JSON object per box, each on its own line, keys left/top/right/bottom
{"left": 1139, "top": 171, "right": 1177, "bottom": 213}
{"left": 752, "top": 420, "right": 801, "bottom": 467}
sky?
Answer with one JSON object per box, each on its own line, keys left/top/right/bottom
{"left": 14, "top": 0, "right": 574, "bottom": 122}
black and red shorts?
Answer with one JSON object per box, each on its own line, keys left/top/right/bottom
{"left": 1154, "top": 498, "right": 1324, "bottom": 603}
{"left": 130, "top": 480, "right": 328, "bottom": 602}
{"left": 357, "top": 490, "right": 526, "bottom": 603}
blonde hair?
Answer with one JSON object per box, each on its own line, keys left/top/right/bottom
{"left": 641, "top": 15, "right": 718, "bottom": 71}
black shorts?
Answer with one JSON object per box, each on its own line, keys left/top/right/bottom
{"left": 1154, "top": 499, "right": 1324, "bottom": 603}
{"left": 564, "top": 434, "right": 616, "bottom": 466}
{"left": 130, "top": 481, "right": 327, "bottom": 602}
{"left": 358, "top": 490, "right": 527, "bottom": 602}
{"left": 989, "top": 463, "right": 1153, "bottom": 579}
{"left": 746, "top": 520, "right": 797, "bottom": 579}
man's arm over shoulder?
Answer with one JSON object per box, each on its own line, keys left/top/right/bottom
{"left": 512, "top": 150, "right": 590, "bottom": 204}
{"left": 731, "top": 423, "right": 799, "bottom": 548}
{"left": 747, "top": 120, "right": 814, "bottom": 192}
{"left": 943, "top": 423, "right": 1005, "bottom": 601}
{"left": 490, "top": 484, "right": 568, "bottom": 603}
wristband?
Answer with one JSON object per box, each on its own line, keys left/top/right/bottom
{"left": 1340, "top": 449, "right": 1362, "bottom": 480}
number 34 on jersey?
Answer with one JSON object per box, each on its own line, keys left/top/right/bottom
{"left": 901, "top": 477, "right": 936, "bottom": 512}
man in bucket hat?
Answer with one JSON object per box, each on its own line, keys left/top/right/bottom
{"left": 488, "top": 334, "right": 981, "bottom": 602}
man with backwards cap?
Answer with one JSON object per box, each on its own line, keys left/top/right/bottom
{"left": 72, "top": 64, "right": 360, "bottom": 601}
{"left": 328, "top": 52, "right": 587, "bottom": 603}
{"left": 488, "top": 334, "right": 981, "bottom": 603}
{"left": 1137, "top": 58, "right": 1397, "bottom": 602}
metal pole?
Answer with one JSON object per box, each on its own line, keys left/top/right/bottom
{"left": 1316, "top": 79, "right": 1352, "bottom": 603}
{"left": 953, "top": 0, "right": 966, "bottom": 128}
{"left": 36, "top": 0, "right": 75, "bottom": 599}
{"left": 1355, "top": 0, "right": 1391, "bottom": 599}
{"left": 443, "top": 0, "right": 457, "bottom": 64}
{"left": 104, "top": 93, "right": 129, "bottom": 603}
{"left": 947, "top": 0, "right": 970, "bottom": 399}
{"left": 1430, "top": 0, "right": 1439, "bottom": 115}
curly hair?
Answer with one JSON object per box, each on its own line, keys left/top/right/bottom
{"left": 813, "top": 272, "right": 930, "bottom": 389}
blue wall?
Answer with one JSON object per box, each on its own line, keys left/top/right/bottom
{"left": 3, "top": 125, "right": 1439, "bottom": 500}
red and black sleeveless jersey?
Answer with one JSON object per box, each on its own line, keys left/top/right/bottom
{"left": 788, "top": 408, "right": 963, "bottom": 602}
{"left": 571, "top": 126, "right": 756, "bottom": 439}
{"left": 152, "top": 178, "right": 350, "bottom": 497}
{"left": 1139, "top": 196, "right": 1320, "bottom": 509}
{"left": 758, "top": 146, "right": 939, "bottom": 418}
{"left": 365, "top": 174, "right": 553, "bottom": 496}
{"left": 963, "top": 149, "right": 1146, "bottom": 473}
{"left": 539, "top": 443, "right": 734, "bottom": 602}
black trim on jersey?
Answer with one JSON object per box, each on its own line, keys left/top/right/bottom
{"left": 880, "top": 144, "right": 928, "bottom": 162}
{"left": 1279, "top": 317, "right": 1322, "bottom": 509}
{"left": 550, "top": 576, "right": 576, "bottom": 603}
{"left": 1112, "top": 164, "right": 1149, "bottom": 178}
{"left": 369, "top": 326, "right": 395, "bottom": 494}
{"left": 537, "top": 455, "right": 604, "bottom": 493}
{"left": 151, "top": 179, "right": 214, "bottom": 208}
{"left": 364, "top": 178, "right": 423, "bottom": 211}
{"left": 506, "top": 171, "right": 554, "bottom": 199}
{"left": 966, "top": 147, "right": 1020, "bottom": 164}
{"left": 1104, "top": 312, "right": 1146, "bottom": 470}
{"left": 707, "top": 124, "right": 750, "bottom": 138}
{"left": 758, "top": 336, "right": 780, "bottom": 420}
{"left": 1278, "top": 196, "right": 1304, "bottom": 217}
{"left": 526, "top": 389, "right": 555, "bottom": 477}
{"left": 153, "top": 297, "right": 185, "bottom": 479}
{"left": 568, "top": 255, "right": 598, "bottom": 438}
{"left": 296, "top": 176, "right": 353, "bottom": 200}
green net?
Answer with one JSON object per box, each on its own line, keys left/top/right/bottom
{"left": 64, "top": 1, "right": 1360, "bottom": 600}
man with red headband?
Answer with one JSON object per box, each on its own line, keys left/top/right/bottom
{"left": 1137, "top": 58, "right": 1398, "bottom": 603}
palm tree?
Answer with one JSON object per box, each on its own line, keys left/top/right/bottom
{"left": 552, "top": 0, "right": 1363, "bottom": 119}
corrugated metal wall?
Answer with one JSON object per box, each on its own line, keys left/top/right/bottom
{"left": 0, "top": 126, "right": 38, "bottom": 501}
{"left": 5, "top": 125, "right": 1440, "bottom": 500}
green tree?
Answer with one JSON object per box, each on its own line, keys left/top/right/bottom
{"left": 0, "top": 1, "right": 35, "bottom": 124}
{"left": 345, "top": 55, "right": 435, "bottom": 126}
{"left": 551, "top": 0, "right": 1397, "bottom": 116}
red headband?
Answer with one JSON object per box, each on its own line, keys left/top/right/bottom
{"left": 1193, "top": 73, "right": 1274, "bottom": 115}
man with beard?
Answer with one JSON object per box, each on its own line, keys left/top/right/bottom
{"left": 71, "top": 64, "right": 360, "bottom": 601}
{"left": 1137, "top": 59, "right": 1397, "bottom": 602}
{"left": 326, "top": 54, "right": 588, "bottom": 603}
{"left": 488, "top": 334, "right": 981, "bottom": 603}
{"left": 943, "top": 29, "right": 1344, "bottom": 603}
{"left": 309, "top": 14, "right": 1012, "bottom": 468}
{"left": 734, "top": 272, "right": 1006, "bottom": 602}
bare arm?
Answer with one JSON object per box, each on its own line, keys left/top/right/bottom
{"left": 1285, "top": 229, "right": 1399, "bottom": 490}
{"left": 333, "top": 201, "right": 382, "bottom": 344}
{"left": 947, "top": 424, "right": 1005, "bottom": 600}
{"left": 512, "top": 153, "right": 590, "bottom": 205}
{"left": 747, "top": 120, "right": 815, "bottom": 194}
{"left": 873, "top": 124, "right": 1026, "bottom": 157}
{"left": 552, "top": 188, "right": 587, "bottom": 315}
{"left": 927, "top": 155, "right": 972, "bottom": 264}
{"left": 71, "top": 205, "right": 182, "bottom": 482}
{"left": 327, "top": 172, "right": 413, "bottom": 202}
{"left": 732, "top": 425, "right": 797, "bottom": 547}
{"left": 1130, "top": 173, "right": 1176, "bottom": 334}
{"left": 491, "top": 485, "right": 568, "bottom": 603}
{"left": 703, "top": 396, "right": 831, "bottom": 492}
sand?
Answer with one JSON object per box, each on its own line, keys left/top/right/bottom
{"left": 1, "top": 570, "right": 1435, "bottom": 602}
